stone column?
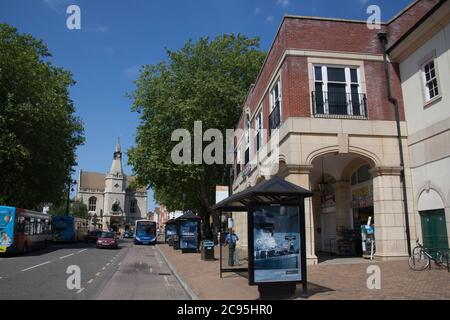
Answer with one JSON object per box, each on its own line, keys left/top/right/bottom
{"left": 370, "top": 166, "right": 413, "bottom": 260}
{"left": 281, "top": 165, "right": 318, "bottom": 265}
{"left": 311, "top": 193, "right": 322, "bottom": 252}
{"left": 333, "top": 181, "right": 352, "bottom": 229}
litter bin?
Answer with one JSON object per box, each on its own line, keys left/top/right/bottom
{"left": 201, "top": 240, "right": 215, "bottom": 261}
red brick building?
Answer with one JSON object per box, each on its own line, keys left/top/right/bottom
{"left": 155, "top": 205, "right": 170, "bottom": 227}
{"left": 232, "top": 0, "right": 440, "bottom": 264}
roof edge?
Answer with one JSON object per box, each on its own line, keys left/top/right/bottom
{"left": 387, "top": 0, "right": 421, "bottom": 24}
{"left": 284, "top": 14, "right": 388, "bottom": 25}
{"left": 387, "top": 0, "right": 448, "bottom": 53}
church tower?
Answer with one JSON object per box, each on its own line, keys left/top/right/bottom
{"left": 103, "top": 139, "right": 126, "bottom": 230}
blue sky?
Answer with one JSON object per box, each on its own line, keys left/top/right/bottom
{"left": 0, "top": 0, "right": 413, "bottom": 210}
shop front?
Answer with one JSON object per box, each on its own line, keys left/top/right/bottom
{"left": 310, "top": 155, "right": 376, "bottom": 259}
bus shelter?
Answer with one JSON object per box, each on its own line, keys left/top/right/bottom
{"left": 211, "top": 176, "right": 312, "bottom": 299}
{"left": 164, "top": 219, "right": 178, "bottom": 246}
{"left": 174, "top": 212, "right": 202, "bottom": 253}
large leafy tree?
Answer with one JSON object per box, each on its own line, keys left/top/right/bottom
{"left": 128, "top": 34, "right": 265, "bottom": 238}
{"left": 0, "top": 24, "right": 84, "bottom": 209}
{"left": 48, "top": 199, "right": 88, "bottom": 219}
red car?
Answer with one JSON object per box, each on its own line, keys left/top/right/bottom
{"left": 96, "top": 231, "right": 119, "bottom": 249}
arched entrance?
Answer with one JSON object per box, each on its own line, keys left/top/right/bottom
{"left": 418, "top": 189, "right": 449, "bottom": 253}
{"left": 310, "top": 153, "right": 375, "bottom": 258}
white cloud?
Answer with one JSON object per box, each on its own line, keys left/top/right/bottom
{"left": 277, "top": 0, "right": 291, "bottom": 8}
{"left": 254, "top": 7, "right": 262, "bottom": 15}
{"left": 266, "top": 16, "right": 275, "bottom": 23}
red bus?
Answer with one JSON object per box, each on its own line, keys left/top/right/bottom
{"left": 0, "top": 206, "right": 52, "bottom": 255}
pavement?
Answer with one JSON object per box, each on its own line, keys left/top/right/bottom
{"left": 158, "top": 243, "right": 450, "bottom": 300}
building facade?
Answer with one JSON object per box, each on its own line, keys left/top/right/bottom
{"left": 231, "top": 0, "right": 441, "bottom": 265}
{"left": 389, "top": 0, "right": 450, "bottom": 252}
{"left": 76, "top": 142, "right": 148, "bottom": 232}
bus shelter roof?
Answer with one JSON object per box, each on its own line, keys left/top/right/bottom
{"left": 174, "top": 211, "right": 202, "bottom": 221}
{"left": 211, "top": 176, "right": 313, "bottom": 212}
{"left": 165, "top": 219, "right": 177, "bottom": 225}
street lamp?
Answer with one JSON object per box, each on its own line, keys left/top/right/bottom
{"left": 66, "top": 178, "right": 77, "bottom": 216}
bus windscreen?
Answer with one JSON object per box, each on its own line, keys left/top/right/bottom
{"left": 136, "top": 221, "right": 156, "bottom": 237}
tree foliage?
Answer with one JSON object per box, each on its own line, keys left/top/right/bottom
{"left": 0, "top": 24, "right": 84, "bottom": 209}
{"left": 48, "top": 199, "right": 89, "bottom": 219}
{"left": 128, "top": 34, "right": 265, "bottom": 238}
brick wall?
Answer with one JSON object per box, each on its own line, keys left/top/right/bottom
{"left": 233, "top": 0, "right": 439, "bottom": 179}
{"left": 387, "top": 0, "right": 440, "bottom": 47}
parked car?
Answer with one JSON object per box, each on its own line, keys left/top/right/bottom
{"left": 123, "top": 230, "right": 134, "bottom": 238}
{"left": 85, "top": 230, "right": 102, "bottom": 243}
{"left": 96, "top": 231, "right": 119, "bottom": 249}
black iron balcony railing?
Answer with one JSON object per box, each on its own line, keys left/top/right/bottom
{"left": 312, "top": 91, "right": 368, "bottom": 119}
{"left": 269, "top": 105, "right": 281, "bottom": 136}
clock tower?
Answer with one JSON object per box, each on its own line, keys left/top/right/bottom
{"left": 104, "top": 139, "right": 126, "bottom": 229}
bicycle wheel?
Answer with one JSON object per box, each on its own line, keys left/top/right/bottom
{"left": 408, "top": 248, "right": 430, "bottom": 271}
{"left": 435, "top": 251, "right": 448, "bottom": 268}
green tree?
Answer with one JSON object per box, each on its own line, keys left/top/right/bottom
{"left": 128, "top": 34, "right": 265, "bottom": 238}
{"left": 0, "top": 24, "right": 84, "bottom": 209}
{"left": 48, "top": 199, "right": 88, "bottom": 219}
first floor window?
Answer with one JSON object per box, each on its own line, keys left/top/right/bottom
{"left": 130, "top": 199, "right": 137, "bottom": 214}
{"left": 269, "top": 79, "right": 282, "bottom": 134}
{"left": 88, "top": 197, "right": 97, "bottom": 212}
{"left": 235, "top": 141, "right": 242, "bottom": 176}
{"left": 255, "top": 111, "right": 263, "bottom": 152}
{"left": 313, "top": 65, "right": 365, "bottom": 117}
{"left": 422, "top": 59, "right": 440, "bottom": 102}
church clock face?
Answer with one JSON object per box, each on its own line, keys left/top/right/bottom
{"left": 114, "top": 183, "right": 119, "bottom": 189}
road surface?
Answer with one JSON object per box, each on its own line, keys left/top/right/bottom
{"left": 0, "top": 239, "right": 190, "bottom": 300}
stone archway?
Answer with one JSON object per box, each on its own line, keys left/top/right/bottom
{"left": 309, "top": 153, "right": 375, "bottom": 257}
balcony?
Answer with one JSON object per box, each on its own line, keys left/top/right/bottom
{"left": 269, "top": 105, "right": 281, "bottom": 136}
{"left": 312, "top": 91, "right": 368, "bottom": 119}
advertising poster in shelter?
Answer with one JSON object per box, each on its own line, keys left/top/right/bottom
{"left": 179, "top": 220, "right": 198, "bottom": 249}
{"left": 252, "top": 205, "right": 301, "bottom": 283}
{"left": 166, "top": 223, "right": 178, "bottom": 242}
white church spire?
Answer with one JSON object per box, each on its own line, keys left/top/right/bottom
{"left": 110, "top": 137, "right": 123, "bottom": 175}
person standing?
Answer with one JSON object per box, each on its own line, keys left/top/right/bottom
{"left": 225, "top": 231, "right": 239, "bottom": 266}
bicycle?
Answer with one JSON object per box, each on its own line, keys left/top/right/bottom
{"left": 408, "top": 240, "right": 449, "bottom": 272}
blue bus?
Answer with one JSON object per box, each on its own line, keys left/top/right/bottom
{"left": 0, "top": 206, "right": 52, "bottom": 255}
{"left": 134, "top": 220, "right": 157, "bottom": 245}
{"left": 52, "top": 216, "right": 88, "bottom": 242}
